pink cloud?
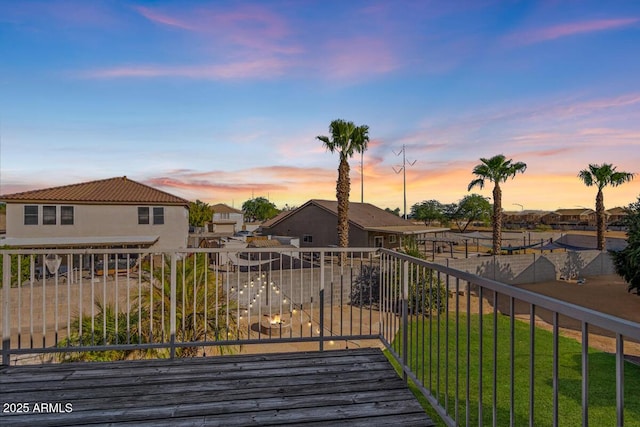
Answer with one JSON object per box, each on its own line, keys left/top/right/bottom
{"left": 134, "top": 4, "right": 298, "bottom": 55}
{"left": 322, "top": 37, "right": 400, "bottom": 79}
{"left": 135, "top": 6, "right": 196, "bottom": 31}
{"left": 82, "top": 58, "right": 288, "bottom": 80}
{"left": 507, "top": 18, "right": 639, "bottom": 46}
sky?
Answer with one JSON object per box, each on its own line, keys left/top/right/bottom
{"left": 1, "top": 0, "right": 639, "bottom": 214}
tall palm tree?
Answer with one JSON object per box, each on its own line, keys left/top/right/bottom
{"left": 317, "top": 119, "right": 370, "bottom": 252}
{"left": 468, "top": 154, "right": 527, "bottom": 254}
{"left": 578, "top": 163, "right": 635, "bottom": 250}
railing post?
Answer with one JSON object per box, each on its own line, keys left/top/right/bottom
{"left": 170, "top": 252, "right": 177, "bottom": 359}
{"left": 402, "top": 260, "right": 409, "bottom": 382}
{"left": 616, "top": 334, "right": 624, "bottom": 427}
{"left": 2, "top": 253, "right": 11, "bottom": 366}
{"left": 319, "top": 251, "right": 325, "bottom": 352}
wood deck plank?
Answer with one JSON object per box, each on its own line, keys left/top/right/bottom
{"left": 0, "top": 348, "right": 434, "bottom": 426}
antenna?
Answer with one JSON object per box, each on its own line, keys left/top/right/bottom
{"left": 392, "top": 144, "right": 417, "bottom": 219}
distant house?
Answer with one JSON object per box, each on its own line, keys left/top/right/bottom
{"left": 210, "top": 203, "right": 244, "bottom": 234}
{"left": 503, "top": 210, "right": 549, "bottom": 227}
{"left": 0, "top": 176, "right": 189, "bottom": 249}
{"left": 606, "top": 207, "right": 627, "bottom": 225}
{"left": 541, "top": 209, "right": 597, "bottom": 228}
{"left": 260, "top": 199, "right": 448, "bottom": 248}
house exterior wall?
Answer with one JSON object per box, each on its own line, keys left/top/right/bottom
{"left": 5, "top": 203, "right": 188, "bottom": 249}
{"left": 262, "top": 204, "right": 370, "bottom": 247}
{"left": 213, "top": 212, "right": 243, "bottom": 232}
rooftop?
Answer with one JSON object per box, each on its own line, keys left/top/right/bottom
{"left": 0, "top": 176, "right": 189, "bottom": 206}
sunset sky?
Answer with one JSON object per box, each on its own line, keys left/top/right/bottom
{"left": 1, "top": 0, "right": 639, "bottom": 213}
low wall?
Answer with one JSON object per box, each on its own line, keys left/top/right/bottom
{"left": 435, "top": 250, "right": 616, "bottom": 285}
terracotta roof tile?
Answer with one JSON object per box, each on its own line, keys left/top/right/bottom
{"left": 212, "top": 203, "right": 243, "bottom": 214}
{"left": 263, "top": 199, "right": 414, "bottom": 229}
{"left": 0, "top": 176, "right": 189, "bottom": 206}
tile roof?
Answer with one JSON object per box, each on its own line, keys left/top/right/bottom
{"left": 0, "top": 176, "right": 189, "bottom": 206}
{"left": 262, "top": 199, "right": 419, "bottom": 229}
{"left": 311, "top": 200, "right": 414, "bottom": 228}
{"left": 212, "top": 203, "right": 243, "bottom": 214}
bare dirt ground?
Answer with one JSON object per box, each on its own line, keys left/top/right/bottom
{"left": 518, "top": 274, "right": 640, "bottom": 360}
{"left": 456, "top": 274, "right": 640, "bottom": 358}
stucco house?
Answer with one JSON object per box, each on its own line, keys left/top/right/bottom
{"left": 210, "top": 203, "right": 244, "bottom": 234}
{"left": 541, "top": 209, "right": 597, "bottom": 227}
{"left": 260, "top": 199, "right": 447, "bottom": 248}
{"left": 0, "top": 176, "right": 189, "bottom": 250}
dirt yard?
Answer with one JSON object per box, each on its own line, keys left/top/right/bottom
{"left": 518, "top": 274, "right": 640, "bottom": 358}
{"left": 458, "top": 274, "right": 640, "bottom": 357}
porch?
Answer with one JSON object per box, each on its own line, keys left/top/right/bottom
{"left": 0, "top": 347, "right": 433, "bottom": 426}
{"left": 2, "top": 246, "right": 640, "bottom": 426}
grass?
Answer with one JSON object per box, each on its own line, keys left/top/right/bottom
{"left": 387, "top": 313, "right": 640, "bottom": 427}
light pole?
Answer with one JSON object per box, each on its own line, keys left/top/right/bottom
{"left": 393, "top": 145, "right": 416, "bottom": 219}
{"left": 513, "top": 203, "right": 524, "bottom": 211}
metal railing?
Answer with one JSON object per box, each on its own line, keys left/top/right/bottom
{"left": 2, "top": 246, "right": 639, "bottom": 426}
{"left": 380, "top": 249, "right": 640, "bottom": 427}
{"left": 1, "top": 247, "right": 381, "bottom": 362}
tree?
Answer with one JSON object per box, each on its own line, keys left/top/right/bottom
{"left": 242, "top": 197, "right": 279, "bottom": 222}
{"left": 411, "top": 200, "right": 444, "bottom": 225}
{"left": 578, "top": 164, "right": 635, "bottom": 250}
{"left": 59, "top": 253, "right": 240, "bottom": 361}
{"left": 143, "top": 253, "right": 240, "bottom": 357}
{"left": 317, "top": 119, "right": 370, "bottom": 250}
{"left": 452, "top": 194, "right": 491, "bottom": 232}
{"left": 468, "top": 154, "right": 527, "bottom": 254}
{"left": 189, "top": 200, "right": 212, "bottom": 227}
{"left": 385, "top": 207, "right": 401, "bottom": 217}
{"left": 612, "top": 196, "right": 640, "bottom": 295}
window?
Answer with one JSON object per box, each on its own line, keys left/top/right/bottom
{"left": 43, "top": 206, "right": 57, "bottom": 225}
{"left": 61, "top": 206, "right": 74, "bottom": 225}
{"left": 303, "top": 234, "right": 313, "bottom": 243}
{"left": 153, "top": 207, "right": 164, "bottom": 225}
{"left": 24, "top": 205, "right": 38, "bottom": 225}
{"left": 138, "top": 207, "right": 150, "bottom": 224}
{"left": 388, "top": 235, "right": 397, "bottom": 244}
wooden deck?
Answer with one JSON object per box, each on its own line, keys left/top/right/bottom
{"left": 0, "top": 348, "right": 434, "bottom": 426}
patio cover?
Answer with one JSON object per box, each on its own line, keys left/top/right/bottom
{"left": 0, "top": 235, "right": 159, "bottom": 249}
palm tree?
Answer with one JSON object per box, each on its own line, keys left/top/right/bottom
{"left": 468, "top": 154, "right": 527, "bottom": 254}
{"left": 578, "top": 164, "right": 635, "bottom": 250}
{"left": 317, "top": 119, "right": 370, "bottom": 253}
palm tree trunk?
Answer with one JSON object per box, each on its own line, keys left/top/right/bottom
{"left": 492, "top": 183, "right": 502, "bottom": 255}
{"left": 336, "top": 157, "right": 351, "bottom": 249}
{"left": 596, "top": 189, "right": 605, "bottom": 250}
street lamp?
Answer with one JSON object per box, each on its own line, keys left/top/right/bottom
{"left": 513, "top": 203, "right": 524, "bottom": 211}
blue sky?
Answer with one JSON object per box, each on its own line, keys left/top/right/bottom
{"left": 1, "top": 0, "right": 639, "bottom": 212}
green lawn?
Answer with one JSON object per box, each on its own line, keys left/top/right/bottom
{"left": 388, "top": 313, "right": 640, "bottom": 427}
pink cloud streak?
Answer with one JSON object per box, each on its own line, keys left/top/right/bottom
{"left": 82, "top": 58, "right": 288, "bottom": 80}
{"left": 508, "top": 18, "right": 639, "bottom": 46}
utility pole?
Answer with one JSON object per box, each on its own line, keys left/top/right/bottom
{"left": 393, "top": 145, "right": 417, "bottom": 219}
{"left": 360, "top": 151, "right": 364, "bottom": 203}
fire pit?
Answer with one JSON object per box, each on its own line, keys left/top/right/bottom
{"left": 260, "top": 313, "right": 290, "bottom": 335}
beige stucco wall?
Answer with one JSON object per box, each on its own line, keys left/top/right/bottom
{"left": 5, "top": 203, "right": 188, "bottom": 249}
